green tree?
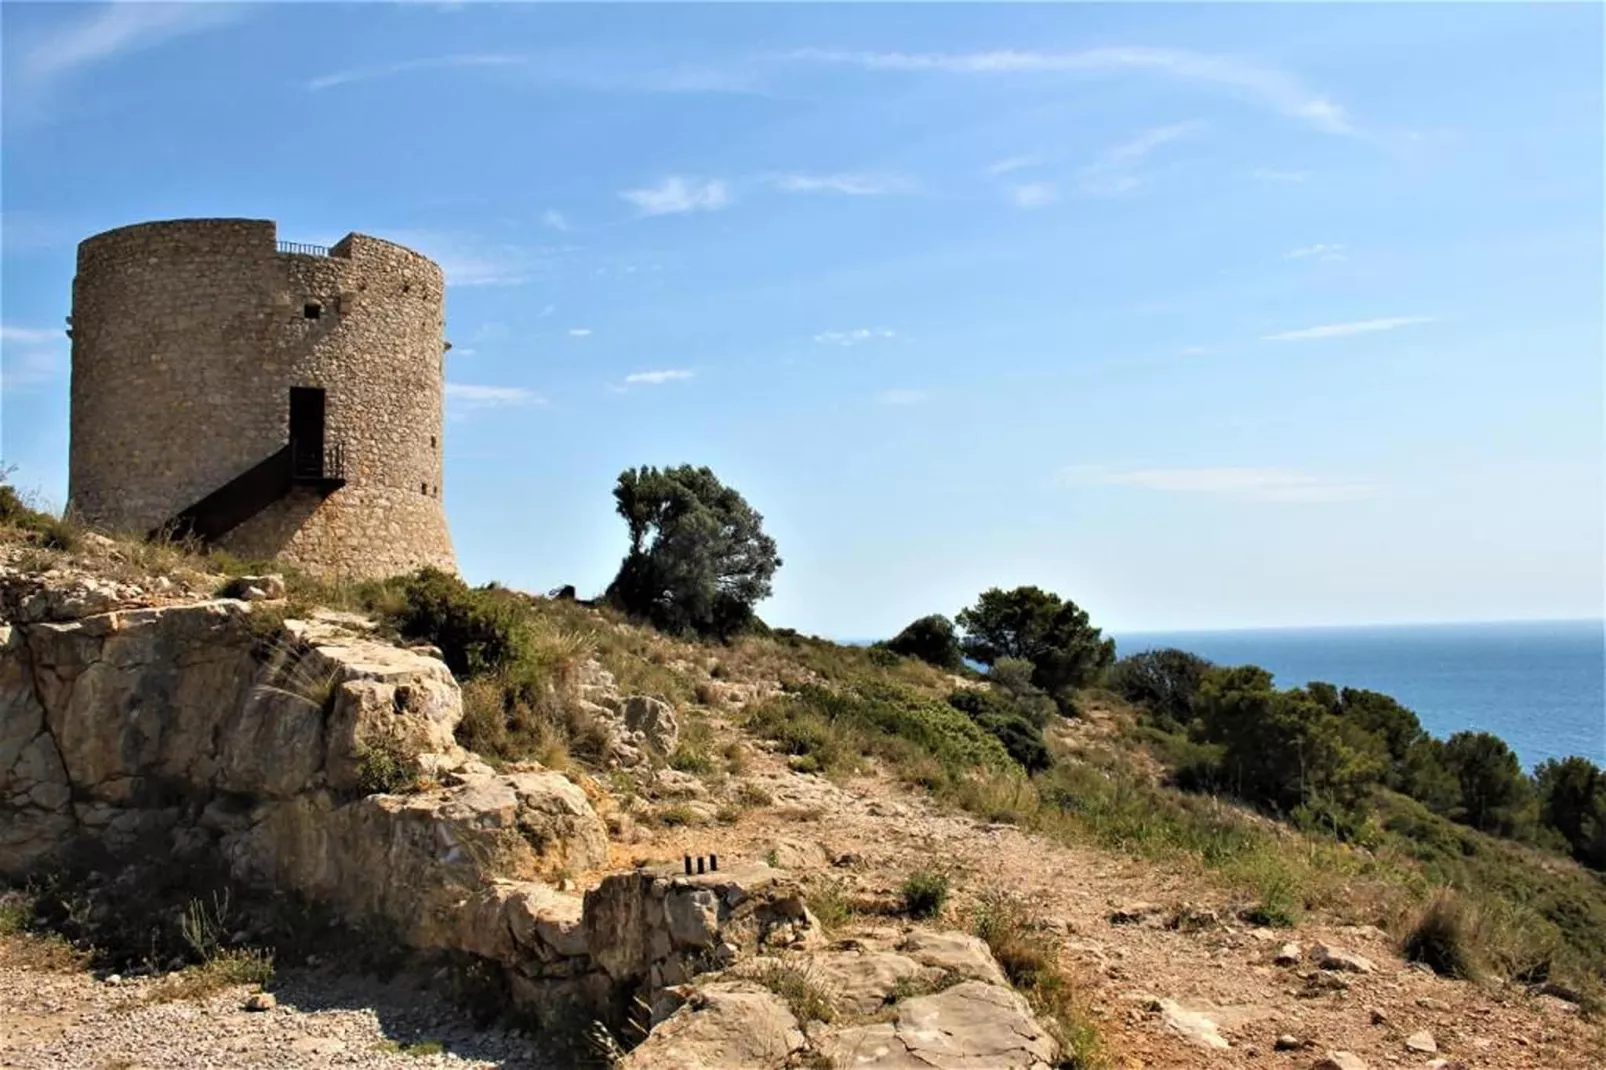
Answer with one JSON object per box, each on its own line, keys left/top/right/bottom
{"left": 882, "top": 614, "right": 963, "bottom": 670}
{"left": 1105, "top": 648, "right": 1214, "bottom": 731}
{"left": 1535, "top": 756, "right": 1606, "bottom": 869}
{"left": 605, "top": 465, "right": 781, "bottom": 639}
{"left": 1193, "top": 666, "right": 1385, "bottom": 814}
{"left": 1441, "top": 731, "right": 1531, "bottom": 836}
{"left": 1401, "top": 737, "right": 1462, "bottom": 815}
{"left": 956, "top": 586, "right": 1114, "bottom": 707}
{"left": 985, "top": 656, "right": 1059, "bottom": 726}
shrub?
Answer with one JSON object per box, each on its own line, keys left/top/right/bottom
{"left": 883, "top": 614, "right": 964, "bottom": 670}
{"left": 899, "top": 868, "right": 950, "bottom": 919}
{"left": 0, "top": 482, "right": 79, "bottom": 551}
{"left": 392, "top": 568, "right": 526, "bottom": 679}
{"left": 1403, "top": 889, "right": 1479, "bottom": 979}
{"left": 744, "top": 957, "right": 836, "bottom": 1023}
{"left": 946, "top": 689, "right": 1051, "bottom": 773}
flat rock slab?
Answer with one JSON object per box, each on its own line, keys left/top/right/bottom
{"left": 820, "top": 980, "right": 1056, "bottom": 1069}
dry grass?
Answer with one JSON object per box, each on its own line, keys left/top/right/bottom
{"left": 970, "top": 890, "right": 1105, "bottom": 1068}
{"left": 740, "top": 955, "right": 838, "bottom": 1023}
{"left": 148, "top": 947, "right": 275, "bottom": 1002}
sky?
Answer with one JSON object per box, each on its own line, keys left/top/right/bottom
{"left": 2, "top": 1, "right": 1602, "bottom": 639}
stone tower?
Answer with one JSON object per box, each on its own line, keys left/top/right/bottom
{"left": 67, "top": 218, "right": 456, "bottom": 579}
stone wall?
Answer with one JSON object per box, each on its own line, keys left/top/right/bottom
{"left": 67, "top": 218, "right": 455, "bottom": 579}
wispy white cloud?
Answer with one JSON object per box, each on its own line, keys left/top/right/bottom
{"left": 20, "top": 2, "right": 245, "bottom": 85}
{"left": 1007, "top": 182, "right": 1059, "bottom": 209}
{"left": 541, "top": 209, "right": 570, "bottom": 232}
{"left": 619, "top": 176, "right": 730, "bottom": 216}
{"left": 814, "top": 328, "right": 897, "bottom": 346}
{"left": 0, "top": 325, "right": 63, "bottom": 345}
{"left": 307, "top": 53, "right": 523, "bottom": 92}
{"left": 1286, "top": 243, "right": 1348, "bottom": 262}
{"left": 1078, "top": 121, "right": 1204, "bottom": 196}
{"left": 1, "top": 324, "right": 65, "bottom": 393}
{"left": 445, "top": 383, "right": 545, "bottom": 408}
{"left": 536, "top": 304, "right": 556, "bottom": 319}
{"left": 1251, "top": 168, "right": 1309, "bottom": 183}
{"left": 1060, "top": 464, "right": 1377, "bottom": 503}
{"left": 769, "top": 173, "right": 913, "bottom": 196}
{"left": 785, "top": 46, "right": 1354, "bottom": 133}
{"left": 568, "top": 328, "right": 592, "bottom": 338}
{"left": 987, "top": 154, "right": 1042, "bottom": 176}
{"left": 878, "top": 389, "right": 928, "bottom": 406}
{"left": 623, "top": 369, "right": 695, "bottom": 385}
{"left": 1263, "top": 316, "right": 1435, "bottom": 342}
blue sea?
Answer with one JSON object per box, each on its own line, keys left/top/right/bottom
{"left": 1115, "top": 621, "right": 1606, "bottom": 770}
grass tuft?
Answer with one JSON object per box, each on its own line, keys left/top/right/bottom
{"left": 899, "top": 868, "right": 950, "bottom": 920}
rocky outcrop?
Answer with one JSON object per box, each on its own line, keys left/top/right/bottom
{"left": 0, "top": 579, "right": 610, "bottom": 988}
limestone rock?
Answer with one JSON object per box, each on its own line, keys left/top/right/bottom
{"left": 1314, "top": 1053, "right": 1368, "bottom": 1070}
{"left": 1405, "top": 1031, "right": 1438, "bottom": 1054}
{"left": 243, "top": 992, "right": 276, "bottom": 1012}
{"left": 897, "top": 929, "right": 1009, "bottom": 987}
{"left": 819, "top": 981, "right": 1057, "bottom": 1068}
{"left": 808, "top": 949, "right": 932, "bottom": 1015}
{"left": 623, "top": 695, "right": 679, "bottom": 755}
{"left": 1156, "top": 998, "right": 1229, "bottom": 1050}
{"left": 1314, "top": 944, "right": 1376, "bottom": 974}
{"left": 618, "top": 981, "right": 803, "bottom": 1070}
{"left": 235, "top": 574, "right": 286, "bottom": 600}
{"left": 1274, "top": 941, "right": 1303, "bottom": 966}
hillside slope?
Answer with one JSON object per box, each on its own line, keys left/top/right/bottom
{"left": 1, "top": 513, "right": 1603, "bottom": 1069}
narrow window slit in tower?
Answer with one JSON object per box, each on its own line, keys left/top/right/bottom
{"left": 303, "top": 303, "right": 322, "bottom": 320}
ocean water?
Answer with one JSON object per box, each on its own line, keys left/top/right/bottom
{"left": 1115, "top": 620, "right": 1606, "bottom": 770}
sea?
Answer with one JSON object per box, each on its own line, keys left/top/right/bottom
{"left": 1114, "top": 620, "right": 1606, "bottom": 770}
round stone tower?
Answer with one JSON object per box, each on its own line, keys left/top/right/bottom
{"left": 67, "top": 218, "right": 456, "bottom": 579}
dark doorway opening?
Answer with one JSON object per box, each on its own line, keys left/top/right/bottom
{"left": 289, "top": 386, "right": 326, "bottom": 480}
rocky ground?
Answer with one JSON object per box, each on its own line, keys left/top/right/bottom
{"left": 0, "top": 961, "right": 551, "bottom": 1070}
{"left": 613, "top": 711, "right": 1606, "bottom": 1069}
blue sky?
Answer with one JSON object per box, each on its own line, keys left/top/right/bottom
{"left": 2, "top": 1, "right": 1602, "bottom": 638}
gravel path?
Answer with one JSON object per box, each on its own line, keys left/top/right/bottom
{"left": 0, "top": 963, "right": 556, "bottom": 1070}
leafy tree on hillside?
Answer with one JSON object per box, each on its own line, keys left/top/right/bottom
{"left": 985, "top": 656, "right": 1059, "bottom": 726}
{"left": 1194, "top": 666, "right": 1386, "bottom": 814}
{"left": 1441, "top": 731, "right": 1532, "bottom": 836}
{"left": 605, "top": 465, "right": 781, "bottom": 639}
{"left": 1308, "top": 684, "right": 1433, "bottom": 791}
{"left": 1536, "top": 756, "right": 1606, "bottom": 869}
{"left": 956, "top": 586, "right": 1114, "bottom": 708}
{"left": 882, "top": 614, "right": 964, "bottom": 670}
{"left": 1105, "top": 648, "right": 1214, "bottom": 731}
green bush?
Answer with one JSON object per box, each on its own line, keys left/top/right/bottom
{"left": 1104, "top": 648, "right": 1212, "bottom": 731}
{"left": 391, "top": 568, "right": 527, "bottom": 679}
{"left": 899, "top": 868, "right": 950, "bottom": 919}
{"left": 946, "top": 689, "right": 1051, "bottom": 773}
{"left": 883, "top": 614, "right": 964, "bottom": 670}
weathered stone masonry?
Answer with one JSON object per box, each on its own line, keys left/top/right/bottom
{"left": 67, "top": 218, "right": 456, "bottom": 579}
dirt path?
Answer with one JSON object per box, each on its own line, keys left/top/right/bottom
{"left": 625, "top": 724, "right": 1606, "bottom": 1069}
